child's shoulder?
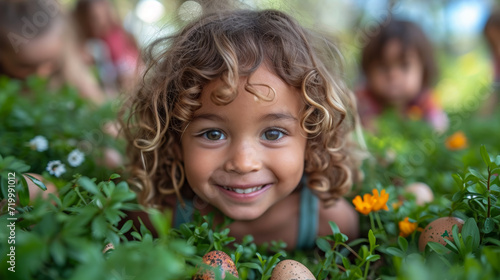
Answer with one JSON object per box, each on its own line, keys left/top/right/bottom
{"left": 317, "top": 197, "right": 359, "bottom": 240}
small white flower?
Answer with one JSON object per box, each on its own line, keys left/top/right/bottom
{"left": 46, "top": 160, "right": 66, "bottom": 177}
{"left": 29, "top": 136, "right": 48, "bottom": 152}
{"left": 67, "top": 149, "right": 85, "bottom": 167}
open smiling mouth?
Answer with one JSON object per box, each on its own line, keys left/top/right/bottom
{"left": 219, "top": 185, "right": 267, "bottom": 194}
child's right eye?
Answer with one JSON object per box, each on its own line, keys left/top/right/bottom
{"left": 202, "top": 130, "right": 226, "bottom": 141}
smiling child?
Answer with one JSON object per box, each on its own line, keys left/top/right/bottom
{"left": 122, "top": 9, "right": 363, "bottom": 249}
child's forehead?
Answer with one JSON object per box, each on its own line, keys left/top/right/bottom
{"left": 197, "top": 64, "right": 300, "bottom": 107}
{"left": 379, "top": 39, "right": 419, "bottom": 62}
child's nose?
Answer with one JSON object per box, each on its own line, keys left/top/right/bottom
{"left": 224, "top": 141, "right": 262, "bottom": 174}
{"left": 388, "top": 67, "right": 401, "bottom": 80}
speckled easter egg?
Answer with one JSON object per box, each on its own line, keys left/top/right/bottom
{"left": 271, "top": 260, "right": 316, "bottom": 280}
{"left": 193, "top": 250, "right": 238, "bottom": 280}
{"left": 405, "top": 182, "right": 434, "bottom": 205}
{"left": 418, "top": 217, "right": 464, "bottom": 251}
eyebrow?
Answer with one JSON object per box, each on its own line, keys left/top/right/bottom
{"left": 260, "top": 112, "right": 298, "bottom": 122}
{"left": 191, "top": 112, "right": 298, "bottom": 122}
{"left": 191, "top": 113, "right": 227, "bottom": 122}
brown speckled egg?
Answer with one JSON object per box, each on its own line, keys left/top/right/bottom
{"left": 405, "top": 182, "right": 434, "bottom": 205}
{"left": 418, "top": 217, "right": 464, "bottom": 251}
{"left": 193, "top": 250, "right": 238, "bottom": 280}
{"left": 271, "top": 259, "right": 316, "bottom": 280}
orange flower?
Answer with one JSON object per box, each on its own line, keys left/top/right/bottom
{"left": 407, "top": 105, "right": 423, "bottom": 121}
{"left": 353, "top": 193, "right": 374, "bottom": 215}
{"left": 392, "top": 200, "right": 403, "bottom": 210}
{"left": 445, "top": 131, "right": 468, "bottom": 150}
{"left": 399, "top": 217, "right": 418, "bottom": 237}
{"left": 371, "top": 189, "right": 389, "bottom": 211}
{"left": 352, "top": 189, "right": 389, "bottom": 215}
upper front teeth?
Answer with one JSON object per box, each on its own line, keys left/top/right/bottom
{"left": 222, "top": 185, "right": 264, "bottom": 194}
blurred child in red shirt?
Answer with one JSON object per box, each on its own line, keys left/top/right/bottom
{"left": 482, "top": 8, "right": 500, "bottom": 115}
{"left": 73, "top": 0, "right": 142, "bottom": 93}
{"left": 357, "top": 19, "right": 448, "bottom": 132}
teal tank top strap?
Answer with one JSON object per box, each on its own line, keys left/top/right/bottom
{"left": 296, "top": 184, "right": 319, "bottom": 250}
{"left": 174, "top": 198, "right": 194, "bottom": 228}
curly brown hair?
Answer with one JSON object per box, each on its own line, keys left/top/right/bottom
{"left": 122, "top": 9, "right": 362, "bottom": 208}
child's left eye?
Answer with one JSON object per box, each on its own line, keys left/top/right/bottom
{"left": 261, "top": 129, "right": 286, "bottom": 141}
{"left": 202, "top": 130, "right": 226, "bottom": 141}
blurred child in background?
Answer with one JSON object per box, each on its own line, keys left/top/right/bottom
{"left": 0, "top": 0, "right": 105, "bottom": 105}
{"left": 357, "top": 19, "right": 448, "bottom": 132}
{"left": 73, "top": 0, "right": 142, "bottom": 93}
{"left": 482, "top": 8, "right": 500, "bottom": 115}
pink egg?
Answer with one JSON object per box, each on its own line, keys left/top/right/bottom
{"left": 418, "top": 217, "right": 464, "bottom": 251}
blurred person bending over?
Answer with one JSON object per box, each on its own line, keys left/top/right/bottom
{"left": 0, "top": 0, "right": 105, "bottom": 105}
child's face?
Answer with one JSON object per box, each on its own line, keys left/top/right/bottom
{"left": 87, "top": 1, "right": 114, "bottom": 37}
{"left": 181, "top": 65, "right": 307, "bottom": 221}
{"left": 367, "top": 39, "right": 424, "bottom": 106}
{"left": 0, "top": 21, "right": 64, "bottom": 79}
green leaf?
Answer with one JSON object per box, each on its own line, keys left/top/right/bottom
{"left": 0, "top": 177, "right": 8, "bottom": 200}
{"left": 78, "top": 177, "right": 99, "bottom": 195}
{"left": 469, "top": 168, "right": 487, "bottom": 181}
{"left": 366, "top": 254, "right": 381, "bottom": 262}
{"left": 368, "top": 230, "right": 376, "bottom": 251}
{"left": 106, "top": 231, "right": 120, "bottom": 246}
{"left": 491, "top": 184, "right": 500, "bottom": 193}
{"left": 62, "top": 190, "right": 78, "bottom": 208}
{"left": 342, "top": 256, "right": 351, "bottom": 269}
{"left": 239, "top": 262, "right": 262, "bottom": 273}
{"left": 316, "top": 238, "right": 332, "bottom": 253}
{"left": 17, "top": 175, "right": 30, "bottom": 206}
{"left": 480, "top": 145, "right": 491, "bottom": 166}
{"left": 329, "top": 221, "right": 340, "bottom": 235}
{"left": 148, "top": 209, "right": 171, "bottom": 238}
{"left": 119, "top": 220, "right": 134, "bottom": 234}
{"left": 130, "top": 231, "right": 142, "bottom": 241}
{"left": 461, "top": 218, "right": 480, "bottom": 249}
{"left": 483, "top": 218, "right": 495, "bottom": 234}
{"left": 24, "top": 174, "right": 47, "bottom": 191}
{"left": 49, "top": 193, "right": 62, "bottom": 208}
{"left": 385, "top": 247, "right": 405, "bottom": 258}
{"left": 109, "top": 173, "right": 121, "bottom": 180}
{"left": 443, "top": 238, "right": 459, "bottom": 252}
{"left": 452, "top": 225, "right": 465, "bottom": 254}
{"left": 482, "top": 247, "right": 500, "bottom": 273}
{"left": 50, "top": 239, "right": 66, "bottom": 266}
{"left": 484, "top": 237, "right": 500, "bottom": 246}
{"left": 427, "top": 242, "right": 451, "bottom": 255}
{"left": 467, "top": 183, "right": 487, "bottom": 195}
{"left": 452, "top": 190, "right": 465, "bottom": 202}
{"left": 398, "top": 236, "right": 408, "bottom": 252}
{"left": 452, "top": 173, "right": 463, "bottom": 188}
{"left": 263, "top": 253, "right": 283, "bottom": 275}
{"left": 334, "top": 232, "right": 348, "bottom": 243}
{"left": 91, "top": 215, "right": 108, "bottom": 238}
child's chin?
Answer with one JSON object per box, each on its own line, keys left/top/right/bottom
{"left": 222, "top": 208, "right": 265, "bottom": 222}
